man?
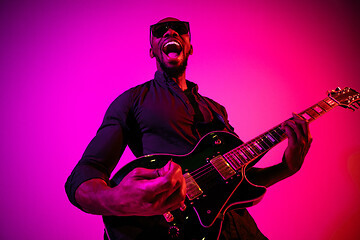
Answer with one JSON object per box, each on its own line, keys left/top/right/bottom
{"left": 65, "top": 17, "right": 312, "bottom": 240}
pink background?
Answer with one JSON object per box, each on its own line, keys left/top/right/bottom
{"left": 1, "top": 0, "right": 359, "bottom": 239}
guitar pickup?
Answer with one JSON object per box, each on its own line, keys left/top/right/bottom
{"left": 184, "top": 173, "right": 203, "bottom": 200}
{"left": 210, "top": 155, "right": 236, "bottom": 180}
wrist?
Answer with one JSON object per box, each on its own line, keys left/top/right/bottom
{"left": 281, "top": 154, "right": 300, "bottom": 176}
{"left": 75, "top": 178, "right": 115, "bottom": 215}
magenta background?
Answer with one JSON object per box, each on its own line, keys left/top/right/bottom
{"left": 1, "top": 0, "right": 359, "bottom": 239}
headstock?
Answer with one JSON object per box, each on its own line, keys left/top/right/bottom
{"left": 328, "top": 87, "right": 360, "bottom": 111}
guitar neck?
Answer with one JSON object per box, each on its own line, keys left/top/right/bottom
{"left": 223, "top": 96, "right": 339, "bottom": 170}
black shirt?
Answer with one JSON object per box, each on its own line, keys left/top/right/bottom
{"left": 65, "top": 71, "right": 267, "bottom": 240}
{"left": 65, "top": 71, "right": 233, "bottom": 210}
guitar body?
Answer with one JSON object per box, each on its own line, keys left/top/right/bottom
{"left": 103, "top": 131, "right": 267, "bottom": 240}
{"left": 102, "top": 87, "right": 360, "bottom": 239}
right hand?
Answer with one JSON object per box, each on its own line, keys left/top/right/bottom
{"left": 107, "top": 161, "right": 186, "bottom": 216}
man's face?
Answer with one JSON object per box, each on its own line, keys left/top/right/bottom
{"left": 150, "top": 18, "right": 193, "bottom": 77}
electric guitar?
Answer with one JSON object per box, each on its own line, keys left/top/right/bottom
{"left": 103, "top": 87, "right": 359, "bottom": 240}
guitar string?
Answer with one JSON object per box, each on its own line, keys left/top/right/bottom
{"left": 188, "top": 133, "right": 282, "bottom": 180}
{"left": 190, "top": 163, "right": 213, "bottom": 178}
{"left": 188, "top": 135, "right": 278, "bottom": 181}
{"left": 188, "top": 115, "right": 309, "bottom": 181}
{"left": 189, "top": 120, "right": 315, "bottom": 181}
{"left": 192, "top": 167, "right": 218, "bottom": 181}
{"left": 185, "top": 99, "right": 341, "bottom": 187}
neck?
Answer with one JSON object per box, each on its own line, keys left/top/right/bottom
{"left": 157, "top": 66, "right": 188, "bottom": 91}
{"left": 170, "top": 72, "right": 187, "bottom": 91}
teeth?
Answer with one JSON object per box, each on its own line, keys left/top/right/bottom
{"left": 164, "top": 41, "right": 180, "bottom": 47}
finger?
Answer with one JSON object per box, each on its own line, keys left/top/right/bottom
{"left": 163, "top": 180, "right": 187, "bottom": 212}
{"left": 159, "top": 162, "right": 184, "bottom": 196}
{"left": 145, "top": 162, "right": 184, "bottom": 196}
{"left": 156, "top": 163, "right": 186, "bottom": 211}
{"left": 292, "top": 113, "right": 310, "bottom": 138}
{"left": 293, "top": 113, "right": 313, "bottom": 146}
{"left": 281, "top": 120, "right": 297, "bottom": 145}
{"left": 158, "top": 160, "right": 173, "bottom": 177}
{"left": 146, "top": 175, "right": 186, "bottom": 214}
{"left": 130, "top": 160, "right": 174, "bottom": 180}
{"left": 284, "top": 117, "right": 308, "bottom": 144}
{"left": 130, "top": 167, "right": 162, "bottom": 180}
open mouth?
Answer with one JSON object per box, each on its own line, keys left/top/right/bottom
{"left": 162, "top": 40, "right": 182, "bottom": 58}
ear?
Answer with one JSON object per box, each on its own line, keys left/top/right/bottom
{"left": 189, "top": 45, "right": 193, "bottom": 55}
{"left": 150, "top": 48, "right": 155, "bottom": 58}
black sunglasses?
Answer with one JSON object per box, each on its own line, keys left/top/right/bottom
{"left": 150, "top": 21, "right": 190, "bottom": 38}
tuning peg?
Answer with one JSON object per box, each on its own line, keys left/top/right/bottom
{"left": 335, "top": 87, "right": 341, "bottom": 91}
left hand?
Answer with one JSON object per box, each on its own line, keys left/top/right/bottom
{"left": 281, "top": 112, "right": 313, "bottom": 174}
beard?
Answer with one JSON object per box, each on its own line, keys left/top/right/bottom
{"left": 155, "top": 51, "right": 190, "bottom": 78}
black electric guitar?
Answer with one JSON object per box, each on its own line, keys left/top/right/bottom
{"left": 103, "top": 87, "right": 360, "bottom": 240}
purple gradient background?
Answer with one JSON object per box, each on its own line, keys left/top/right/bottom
{"left": 1, "top": 0, "right": 359, "bottom": 239}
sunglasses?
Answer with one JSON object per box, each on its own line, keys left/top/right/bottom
{"left": 150, "top": 21, "right": 190, "bottom": 38}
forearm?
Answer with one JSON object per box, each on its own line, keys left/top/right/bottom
{"left": 248, "top": 113, "right": 312, "bottom": 188}
{"left": 75, "top": 162, "right": 187, "bottom": 217}
{"left": 246, "top": 159, "right": 297, "bottom": 188}
{"left": 75, "top": 178, "right": 120, "bottom": 216}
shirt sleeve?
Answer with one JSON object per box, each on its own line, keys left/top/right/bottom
{"left": 65, "top": 90, "right": 133, "bottom": 210}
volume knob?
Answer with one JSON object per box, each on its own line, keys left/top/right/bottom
{"left": 168, "top": 225, "right": 180, "bottom": 239}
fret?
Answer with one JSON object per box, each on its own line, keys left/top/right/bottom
{"left": 318, "top": 100, "right": 332, "bottom": 111}
{"left": 229, "top": 152, "right": 243, "bottom": 165}
{"left": 252, "top": 138, "right": 270, "bottom": 157}
{"left": 269, "top": 128, "right": 281, "bottom": 138}
{"left": 220, "top": 90, "right": 352, "bottom": 168}
{"left": 258, "top": 138, "right": 269, "bottom": 150}
{"left": 248, "top": 142, "right": 261, "bottom": 155}
{"left": 313, "top": 105, "right": 324, "bottom": 114}
{"left": 224, "top": 153, "right": 242, "bottom": 170}
{"left": 235, "top": 150, "right": 248, "bottom": 163}
{"left": 261, "top": 133, "right": 275, "bottom": 149}
{"left": 255, "top": 138, "right": 269, "bottom": 150}
{"left": 307, "top": 107, "right": 320, "bottom": 117}
{"left": 264, "top": 133, "right": 277, "bottom": 145}
{"left": 268, "top": 130, "right": 280, "bottom": 142}
{"left": 270, "top": 127, "right": 285, "bottom": 141}
{"left": 300, "top": 108, "right": 320, "bottom": 122}
{"left": 275, "top": 128, "right": 286, "bottom": 139}
{"left": 259, "top": 135, "right": 273, "bottom": 148}
{"left": 301, "top": 112, "right": 312, "bottom": 121}
{"left": 308, "top": 108, "right": 323, "bottom": 121}
{"left": 252, "top": 132, "right": 281, "bottom": 153}
{"left": 246, "top": 145, "right": 257, "bottom": 156}
{"left": 252, "top": 141, "right": 263, "bottom": 151}
{"left": 324, "top": 97, "right": 337, "bottom": 106}
{"left": 231, "top": 153, "right": 245, "bottom": 168}
{"left": 239, "top": 147, "right": 253, "bottom": 159}
{"left": 303, "top": 107, "right": 318, "bottom": 118}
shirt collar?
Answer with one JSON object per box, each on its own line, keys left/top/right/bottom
{"left": 154, "top": 70, "right": 199, "bottom": 93}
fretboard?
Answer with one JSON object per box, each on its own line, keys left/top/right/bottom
{"left": 222, "top": 96, "right": 339, "bottom": 170}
